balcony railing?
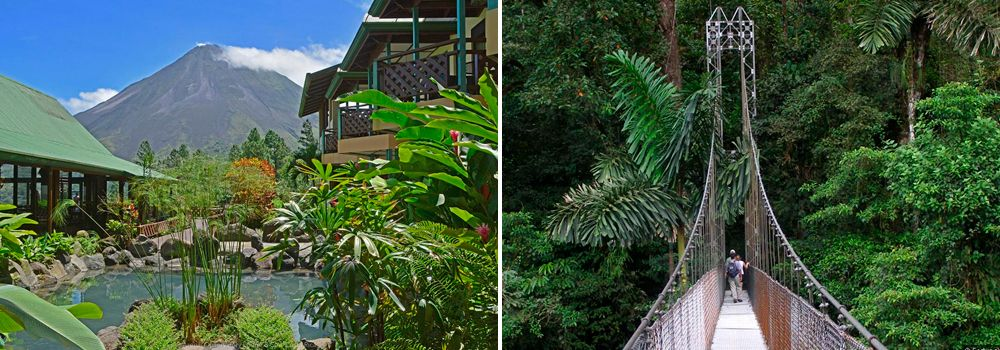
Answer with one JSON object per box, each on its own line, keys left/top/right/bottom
{"left": 377, "top": 38, "right": 497, "bottom": 102}
{"left": 323, "top": 102, "right": 374, "bottom": 154}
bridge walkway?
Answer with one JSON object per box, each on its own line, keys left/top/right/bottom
{"left": 711, "top": 290, "right": 767, "bottom": 350}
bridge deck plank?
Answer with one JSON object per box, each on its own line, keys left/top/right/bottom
{"left": 711, "top": 290, "right": 767, "bottom": 350}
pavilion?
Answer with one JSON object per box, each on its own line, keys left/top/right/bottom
{"left": 0, "top": 74, "right": 153, "bottom": 231}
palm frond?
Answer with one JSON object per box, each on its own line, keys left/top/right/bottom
{"left": 50, "top": 199, "right": 77, "bottom": 228}
{"left": 717, "top": 138, "right": 753, "bottom": 223}
{"left": 606, "top": 51, "right": 717, "bottom": 185}
{"left": 547, "top": 175, "right": 686, "bottom": 248}
{"left": 927, "top": 0, "right": 1000, "bottom": 56}
{"left": 855, "top": 0, "right": 918, "bottom": 53}
{"left": 591, "top": 150, "right": 642, "bottom": 184}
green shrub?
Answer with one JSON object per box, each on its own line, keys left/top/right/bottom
{"left": 77, "top": 235, "right": 101, "bottom": 255}
{"left": 234, "top": 306, "right": 295, "bottom": 350}
{"left": 120, "top": 303, "right": 182, "bottom": 350}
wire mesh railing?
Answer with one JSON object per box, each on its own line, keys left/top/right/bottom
{"left": 624, "top": 7, "right": 887, "bottom": 350}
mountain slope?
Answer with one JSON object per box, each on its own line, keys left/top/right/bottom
{"left": 75, "top": 44, "right": 305, "bottom": 158}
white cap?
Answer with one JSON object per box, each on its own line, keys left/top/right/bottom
{"left": 730, "top": 249, "right": 736, "bottom": 254}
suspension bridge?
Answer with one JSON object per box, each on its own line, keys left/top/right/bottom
{"left": 622, "top": 8, "right": 887, "bottom": 350}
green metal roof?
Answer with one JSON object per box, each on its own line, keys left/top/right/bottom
{"left": 298, "top": 64, "right": 340, "bottom": 117}
{"left": 325, "top": 71, "right": 369, "bottom": 99}
{"left": 340, "top": 19, "right": 456, "bottom": 71}
{"left": 0, "top": 74, "right": 159, "bottom": 178}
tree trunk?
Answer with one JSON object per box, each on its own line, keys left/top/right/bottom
{"left": 905, "top": 16, "right": 930, "bottom": 143}
{"left": 659, "top": 0, "right": 682, "bottom": 88}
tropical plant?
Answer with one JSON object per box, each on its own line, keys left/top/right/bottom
{"left": 0, "top": 284, "right": 104, "bottom": 349}
{"left": 338, "top": 72, "right": 498, "bottom": 232}
{"left": 546, "top": 51, "right": 740, "bottom": 249}
{"left": 853, "top": 0, "right": 1000, "bottom": 141}
{"left": 268, "top": 158, "right": 497, "bottom": 348}
{"left": 0, "top": 204, "right": 37, "bottom": 283}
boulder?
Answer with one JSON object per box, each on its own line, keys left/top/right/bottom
{"left": 82, "top": 254, "right": 105, "bottom": 270}
{"left": 227, "top": 247, "right": 257, "bottom": 268}
{"left": 29, "top": 262, "right": 50, "bottom": 276}
{"left": 102, "top": 246, "right": 118, "bottom": 257}
{"left": 205, "top": 345, "right": 236, "bottom": 350}
{"left": 165, "top": 258, "right": 183, "bottom": 270}
{"left": 127, "top": 235, "right": 158, "bottom": 257}
{"left": 68, "top": 255, "right": 89, "bottom": 273}
{"left": 279, "top": 254, "right": 296, "bottom": 271}
{"left": 75, "top": 230, "right": 90, "bottom": 238}
{"left": 160, "top": 238, "right": 192, "bottom": 260}
{"left": 262, "top": 220, "right": 281, "bottom": 241}
{"left": 63, "top": 258, "right": 81, "bottom": 276}
{"left": 97, "top": 326, "right": 120, "bottom": 350}
{"left": 301, "top": 338, "right": 333, "bottom": 350}
{"left": 179, "top": 346, "right": 206, "bottom": 350}
{"left": 299, "top": 243, "right": 313, "bottom": 266}
{"left": 70, "top": 241, "right": 84, "bottom": 256}
{"left": 48, "top": 260, "right": 68, "bottom": 279}
{"left": 105, "top": 249, "right": 134, "bottom": 266}
{"left": 127, "top": 258, "right": 145, "bottom": 269}
{"left": 219, "top": 224, "right": 265, "bottom": 250}
{"left": 252, "top": 251, "right": 273, "bottom": 270}
{"left": 12, "top": 260, "right": 37, "bottom": 289}
{"left": 295, "top": 234, "right": 311, "bottom": 243}
{"left": 141, "top": 255, "right": 166, "bottom": 267}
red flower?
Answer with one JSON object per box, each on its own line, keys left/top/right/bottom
{"left": 329, "top": 198, "right": 338, "bottom": 207}
{"left": 450, "top": 130, "right": 460, "bottom": 143}
{"left": 476, "top": 224, "right": 490, "bottom": 243}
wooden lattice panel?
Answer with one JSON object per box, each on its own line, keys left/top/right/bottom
{"left": 341, "top": 108, "right": 373, "bottom": 138}
{"left": 380, "top": 55, "right": 451, "bottom": 101}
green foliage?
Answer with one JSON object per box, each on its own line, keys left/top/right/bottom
{"left": 0, "top": 285, "right": 104, "bottom": 349}
{"left": 503, "top": 212, "right": 669, "bottom": 349}
{"left": 269, "top": 155, "right": 497, "bottom": 348}
{"left": 804, "top": 83, "right": 1000, "bottom": 347}
{"left": 503, "top": 0, "right": 665, "bottom": 212}
{"left": 120, "top": 303, "right": 182, "bottom": 350}
{"left": 233, "top": 306, "right": 296, "bottom": 350}
{"left": 338, "top": 73, "right": 498, "bottom": 231}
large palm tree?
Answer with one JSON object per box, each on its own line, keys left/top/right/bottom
{"left": 854, "top": 0, "right": 999, "bottom": 142}
{"left": 547, "top": 51, "right": 749, "bottom": 253}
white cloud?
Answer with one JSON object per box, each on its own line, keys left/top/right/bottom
{"left": 214, "top": 44, "right": 347, "bottom": 85}
{"left": 59, "top": 88, "right": 119, "bottom": 114}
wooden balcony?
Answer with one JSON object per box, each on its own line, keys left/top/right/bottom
{"left": 323, "top": 103, "right": 374, "bottom": 154}
{"left": 377, "top": 38, "right": 497, "bottom": 102}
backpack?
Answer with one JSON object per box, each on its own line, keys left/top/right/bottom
{"left": 727, "top": 260, "right": 740, "bottom": 278}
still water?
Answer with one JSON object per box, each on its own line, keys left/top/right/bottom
{"left": 8, "top": 270, "right": 330, "bottom": 349}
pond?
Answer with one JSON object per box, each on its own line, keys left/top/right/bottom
{"left": 7, "top": 269, "right": 330, "bottom": 349}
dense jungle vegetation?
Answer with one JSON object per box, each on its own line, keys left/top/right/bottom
{"left": 502, "top": 0, "right": 1000, "bottom": 348}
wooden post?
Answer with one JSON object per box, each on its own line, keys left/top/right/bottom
{"left": 319, "top": 100, "right": 329, "bottom": 154}
{"left": 47, "top": 168, "right": 56, "bottom": 233}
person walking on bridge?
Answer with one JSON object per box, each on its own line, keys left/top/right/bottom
{"left": 726, "top": 250, "right": 744, "bottom": 303}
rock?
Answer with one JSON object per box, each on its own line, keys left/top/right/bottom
{"left": 75, "top": 230, "right": 90, "bottom": 238}
{"left": 29, "top": 262, "right": 50, "bottom": 276}
{"left": 279, "top": 254, "right": 296, "bottom": 271}
{"left": 106, "top": 250, "right": 134, "bottom": 266}
{"left": 48, "top": 260, "right": 68, "bottom": 279}
{"left": 97, "top": 326, "right": 120, "bottom": 350}
{"left": 229, "top": 247, "right": 257, "bottom": 268}
{"left": 12, "top": 261, "right": 37, "bottom": 289}
{"left": 70, "top": 241, "right": 84, "bottom": 256}
{"left": 165, "top": 258, "right": 183, "bottom": 270}
{"left": 294, "top": 234, "right": 311, "bottom": 243}
{"left": 180, "top": 346, "right": 206, "bottom": 350}
{"left": 262, "top": 220, "right": 280, "bottom": 241}
{"left": 127, "top": 258, "right": 145, "bottom": 269}
{"left": 252, "top": 251, "right": 273, "bottom": 270}
{"left": 35, "top": 274, "right": 57, "bottom": 288}
{"left": 205, "top": 345, "right": 236, "bottom": 350}
{"left": 63, "top": 258, "right": 81, "bottom": 276}
{"left": 299, "top": 243, "right": 313, "bottom": 266}
{"left": 127, "top": 235, "right": 158, "bottom": 257}
{"left": 301, "top": 338, "right": 333, "bottom": 350}
{"left": 250, "top": 234, "right": 264, "bottom": 251}
{"left": 160, "top": 238, "right": 192, "bottom": 260}
{"left": 141, "top": 255, "right": 165, "bottom": 267}
{"left": 83, "top": 254, "right": 105, "bottom": 270}
{"left": 192, "top": 233, "right": 221, "bottom": 255}
{"left": 68, "top": 255, "right": 89, "bottom": 273}
{"left": 102, "top": 246, "right": 118, "bottom": 256}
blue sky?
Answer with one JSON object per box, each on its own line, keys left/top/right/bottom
{"left": 0, "top": 0, "right": 370, "bottom": 113}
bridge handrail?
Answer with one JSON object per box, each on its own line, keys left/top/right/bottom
{"left": 746, "top": 129, "right": 887, "bottom": 350}
{"left": 622, "top": 139, "right": 717, "bottom": 350}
